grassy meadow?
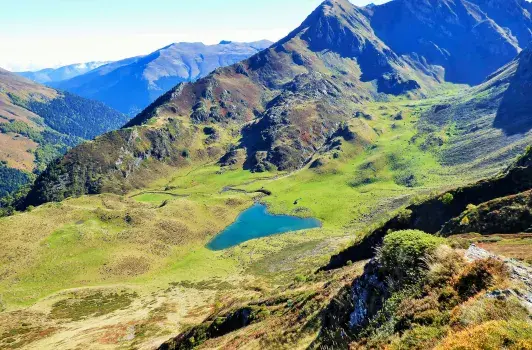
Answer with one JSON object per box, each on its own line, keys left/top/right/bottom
{"left": 0, "top": 86, "right": 524, "bottom": 349}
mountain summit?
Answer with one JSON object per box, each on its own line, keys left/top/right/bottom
{"left": 51, "top": 40, "right": 273, "bottom": 115}
{"left": 23, "top": 0, "right": 532, "bottom": 207}
{"left": 23, "top": 0, "right": 437, "bottom": 206}
{"left": 364, "top": 0, "right": 531, "bottom": 84}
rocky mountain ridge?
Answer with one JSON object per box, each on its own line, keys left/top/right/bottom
{"left": 23, "top": 0, "right": 442, "bottom": 206}
{"left": 363, "top": 0, "right": 531, "bottom": 84}
{"left": 21, "top": 0, "right": 532, "bottom": 208}
{"left": 50, "top": 40, "right": 273, "bottom": 115}
{"left": 17, "top": 61, "right": 109, "bottom": 84}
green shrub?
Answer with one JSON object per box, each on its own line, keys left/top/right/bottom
{"left": 459, "top": 215, "right": 470, "bottom": 226}
{"left": 440, "top": 193, "right": 454, "bottom": 205}
{"left": 466, "top": 204, "right": 477, "bottom": 211}
{"left": 396, "top": 209, "right": 413, "bottom": 224}
{"left": 378, "top": 230, "right": 445, "bottom": 281}
{"left": 391, "top": 325, "right": 447, "bottom": 350}
{"left": 294, "top": 274, "right": 307, "bottom": 283}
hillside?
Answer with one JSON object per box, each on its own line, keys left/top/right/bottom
{"left": 52, "top": 40, "right": 273, "bottom": 115}
{"left": 17, "top": 61, "right": 109, "bottom": 84}
{"left": 24, "top": 0, "right": 532, "bottom": 209}
{"left": 0, "top": 68, "right": 128, "bottom": 207}
{"left": 1, "top": 0, "right": 532, "bottom": 348}
{"left": 363, "top": 0, "right": 531, "bottom": 84}
{"left": 24, "top": 0, "right": 443, "bottom": 206}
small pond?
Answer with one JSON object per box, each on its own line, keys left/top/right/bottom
{"left": 207, "top": 203, "right": 321, "bottom": 250}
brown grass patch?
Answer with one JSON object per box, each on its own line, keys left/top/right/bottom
{"left": 101, "top": 256, "right": 151, "bottom": 278}
{"left": 0, "top": 132, "right": 37, "bottom": 171}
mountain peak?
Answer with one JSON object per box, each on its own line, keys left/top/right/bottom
{"left": 219, "top": 40, "right": 232, "bottom": 45}
{"left": 313, "top": 0, "right": 358, "bottom": 18}
{"left": 322, "top": 0, "right": 354, "bottom": 8}
{"left": 365, "top": 0, "right": 525, "bottom": 84}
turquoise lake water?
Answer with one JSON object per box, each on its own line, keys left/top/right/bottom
{"left": 207, "top": 203, "right": 321, "bottom": 250}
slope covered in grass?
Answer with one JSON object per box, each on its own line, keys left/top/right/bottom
{"left": 2, "top": 0, "right": 532, "bottom": 348}
{"left": 0, "top": 68, "right": 128, "bottom": 206}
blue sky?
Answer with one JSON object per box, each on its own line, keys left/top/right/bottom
{"left": 0, "top": 0, "right": 389, "bottom": 71}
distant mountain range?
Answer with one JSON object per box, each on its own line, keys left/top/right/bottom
{"left": 24, "top": 0, "right": 532, "bottom": 207}
{"left": 0, "top": 68, "right": 127, "bottom": 202}
{"left": 20, "top": 40, "right": 273, "bottom": 116}
{"left": 17, "top": 61, "right": 109, "bottom": 84}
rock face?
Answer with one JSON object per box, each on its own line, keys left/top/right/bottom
{"left": 52, "top": 41, "right": 272, "bottom": 115}
{"left": 364, "top": 0, "right": 530, "bottom": 84}
{"left": 348, "top": 260, "right": 388, "bottom": 330}
{"left": 494, "top": 46, "right": 532, "bottom": 134}
{"left": 465, "top": 245, "right": 532, "bottom": 312}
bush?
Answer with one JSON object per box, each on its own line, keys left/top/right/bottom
{"left": 451, "top": 296, "right": 529, "bottom": 327}
{"left": 459, "top": 215, "right": 470, "bottom": 226}
{"left": 294, "top": 274, "right": 307, "bottom": 283}
{"left": 378, "top": 230, "right": 445, "bottom": 281}
{"left": 427, "top": 245, "right": 466, "bottom": 288}
{"left": 466, "top": 204, "right": 477, "bottom": 211}
{"left": 440, "top": 193, "right": 454, "bottom": 205}
{"left": 391, "top": 325, "right": 447, "bottom": 350}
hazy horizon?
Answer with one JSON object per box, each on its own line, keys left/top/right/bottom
{"left": 1, "top": 0, "right": 389, "bottom": 72}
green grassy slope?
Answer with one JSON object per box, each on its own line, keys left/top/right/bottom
{"left": 2, "top": 1, "right": 532, "bottom": 348}
{"left": 0, "top": 68, "right": 128, "bottom": 207}
{"left": 1, "top": 83, "right": 530, "bottom": 348}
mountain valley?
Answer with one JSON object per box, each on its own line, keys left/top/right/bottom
{"left": 1, "top": 0, "right": 532, "bottom": 349}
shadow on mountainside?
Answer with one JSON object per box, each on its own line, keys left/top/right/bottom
{"left": 494, "top": 46, "right": 532, "bottom": 135}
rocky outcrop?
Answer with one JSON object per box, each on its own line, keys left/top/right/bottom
{"left": 348, "top": 260, "right": 388, "bottom": 330}
{"left": 465, "top": 245, "right": 532, "bottom": 312}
